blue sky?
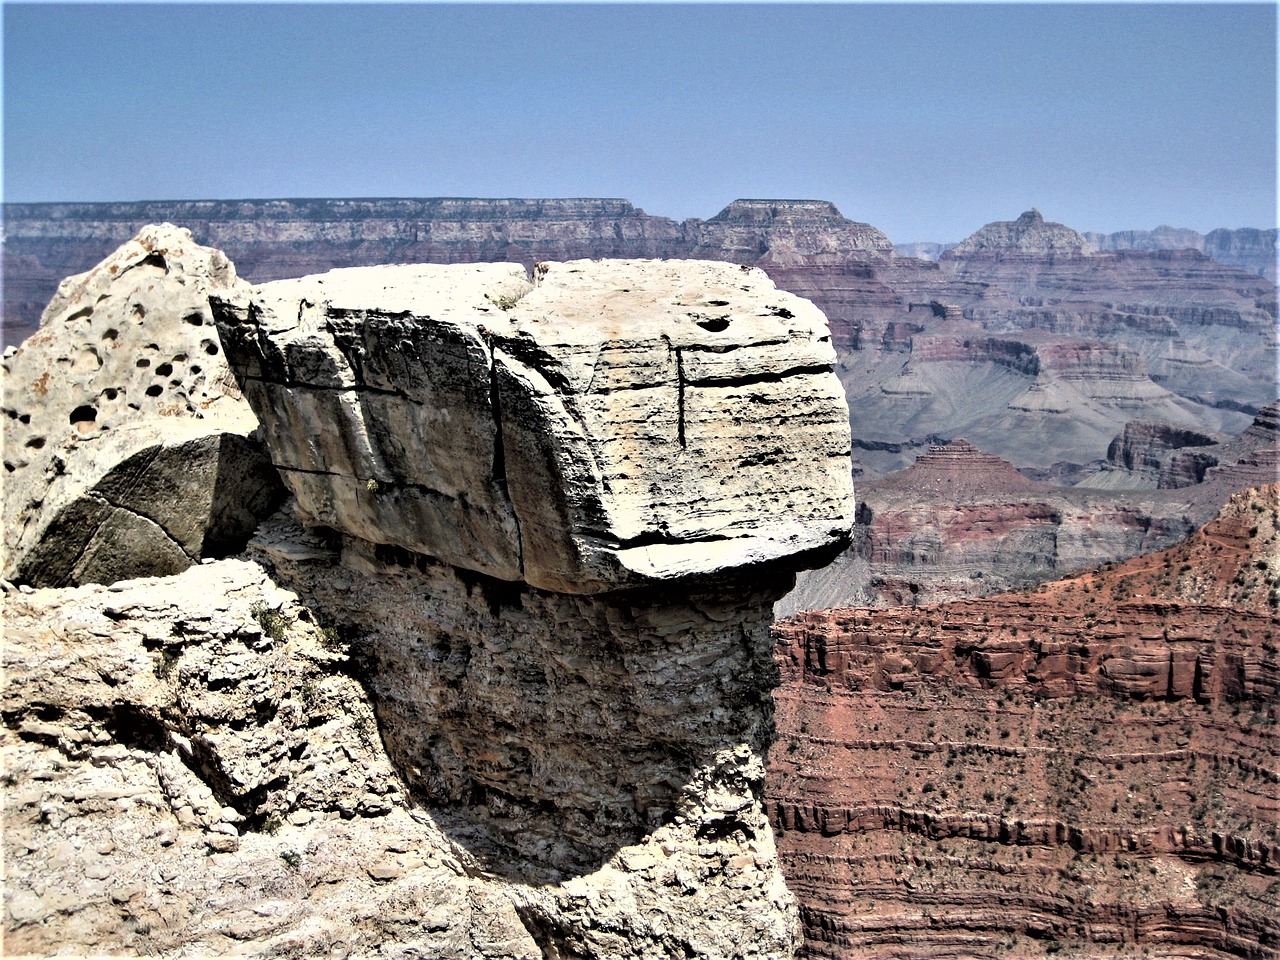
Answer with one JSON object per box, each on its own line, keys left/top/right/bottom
{"left": 3, "top": 3, "right": 1276, "bottom": 242}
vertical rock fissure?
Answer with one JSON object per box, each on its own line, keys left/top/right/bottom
{"left": 675, "top": 344, "right": 687, "bottom": 449}
{"left": 487, "top": 356, "right": 524, "bottom": 574}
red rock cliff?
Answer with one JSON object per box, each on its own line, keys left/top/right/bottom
{"left": 769, "top": 485, "right": 1280, "bottom": 959}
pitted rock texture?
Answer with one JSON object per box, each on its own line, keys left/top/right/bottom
{"left": 212, "top": 259, "right": 854, "bottom": 593}
{"left": 1, "top": 224, "right": 284, "bottom": 586}
{"left": 768, "top": 485, "right": 1280, "bottom": 959}
{"left": 3, "top": 556, "right": 799, "bottom": 959}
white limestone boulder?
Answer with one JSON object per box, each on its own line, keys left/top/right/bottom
{"left": 212, "top": 259, "right": 854, "bottom": 593}
{"left": 2, "top": 224, "right": 285, "bottom": 586}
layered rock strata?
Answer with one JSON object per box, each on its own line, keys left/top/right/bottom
{"left": 780, "top": 439, "right": 1217, "bottom": 614}
{"left": 204, "top": 258, "right": 856, "bottom": 952}
{"left": 768, "top": 484, "right": 1280, "bottom": 959}
{"left": 211, "top": 259, "right": 853, "bottom": 593}
{"left": 6, "top": 198, "right": 1273, "bottom": 480}
{"left": 1, "top": 224, "right": 284, "bottom": 586}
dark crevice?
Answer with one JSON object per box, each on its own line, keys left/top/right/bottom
{"left": 487, "top": 357, "right": 524, "bottom": 573}
{"left": 675, "top": 345, "right": 687, "bottom": 448}
{"left": 587, "top": 528, "right": 735, "bottom": 550}
{"left": 238, "top": 374, "right": 415, "bottom": 402}
{"left": 691, "top": 363, "right": 833, "bottom": 389}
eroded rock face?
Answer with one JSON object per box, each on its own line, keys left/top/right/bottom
{"left": 204, "top": 258, "right": 855, "bottom": 955}
{"left": 1, "top": 224, "right": 285, "bottom": 586}
{"left": 212, "top": 259, "right": 853, "bottom": 593}
{"left": 769, "top": 485, "right": 1280, "bottom": 959}
{"left": 4, "top": 551, "right": 802, "bottom": 959}
{"left": 945, "top": 208, "right": 1093, "bottom": 257}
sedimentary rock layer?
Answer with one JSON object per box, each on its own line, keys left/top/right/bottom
{"left": 211, "top": 259, "right": 854, "bottom": 593}
{"left": 208, "top": 256, "right": 856, "bottom": 955}
{"left": 768, "top": 485, "right": 1280, "bottom": 959}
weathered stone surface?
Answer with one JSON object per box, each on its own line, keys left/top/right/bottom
{"left": 212, "top": 259, "right": 854, "bottom": 593}
{"left": 2, "top": 224, "right": 285, "bottom": 586}
{"left": 4, "top": 554, "right": 802, "bottom": 959}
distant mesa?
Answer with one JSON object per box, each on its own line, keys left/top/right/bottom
{"left": 945, "top": 208, "right": 1093, "bottom": 257}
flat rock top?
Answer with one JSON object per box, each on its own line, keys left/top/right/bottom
{"left": 254, "top": 258, "right": 831, "bottom": 350}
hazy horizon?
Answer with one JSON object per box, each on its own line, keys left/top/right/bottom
{"left": 4, "top": 3, "right": 1276, "bottom": 242}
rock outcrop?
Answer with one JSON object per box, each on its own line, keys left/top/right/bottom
{"left": 216, "top": 257, "right": 853, "bottom": 953}
{"left": 6, "top": 255, "right": 855, "bottom": 959}
{"left": 769, "top": 484, "right": 1280, "bottom": 959}
{"left": 1, "top": 224, "right": 285, "bottom": 586}
{"left": 211, "top": 259, "right": 853, "bottom": 593}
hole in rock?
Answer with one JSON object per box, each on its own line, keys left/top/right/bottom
{"left": 24, "top": 437, "right": 45, "bottom": 450}
{"left": 203, "top": 341, "right": 220, "bottom": 356}
{"left": 102, "top": 388, "right": 118, "bottom": 400}
{"left": 4, "top": 462, "right": 13, "bottom": 472}
{"left": 706, "top": 300, "right": 730, "bottom": 307}
{"left": 131, "top": 304, "right": 146, "bottom": 319}
{"left": 102, "top": 328, "right": 119, "bottom": 341}
{"left": 68, "top": 405, "right": 97, "bottom": 426}
{"left": 155, "top": 362, "right": 174, "bottom": 377}
{"left": 189, "top": 365, "right": 202, "bottom": 375}
{"left": 183, "top": 312, "right": 204, "bottom": 326}
{"left": 136, "top": 358, "right": 151, "bottom": 368}
{"left": 695, "top": 316, "right": 731, "bottom": 333}
{"left": 145, "top": 385, "right": 163, "bottom": 397}
{"left": 19, "top": 414, "right": 31, "bottom": 424}
{"left": 172, "top": 353, "right": 188, "bottom": 363}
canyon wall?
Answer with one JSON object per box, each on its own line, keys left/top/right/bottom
{"left": 5, "top": 199, "right": 1274, "bottom": 484}
{"left": 769, "top": 484, "right": 1280, "bottom": 959}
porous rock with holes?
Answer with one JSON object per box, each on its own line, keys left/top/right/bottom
{"left": 1, "top": 224, "right": 286, "bottom": 586}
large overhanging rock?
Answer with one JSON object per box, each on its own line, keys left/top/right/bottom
{"left": 211, "top": 259, "right": 855, "bottom": 954}
{"left": 211, "top": 259, "right": 854, "bottom": 592}
{"left": 2, "top": 225, "right": 286, "bottom": 586}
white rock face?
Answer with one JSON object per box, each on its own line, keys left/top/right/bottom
{"left": 2, "top": 224, "right": 284, "bottom": 586}
{"left": 212, "top": 259, "right": 854, "bottom": 593}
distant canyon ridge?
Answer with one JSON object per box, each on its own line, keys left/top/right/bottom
{"left": 4, "top": 197, "right": 1276, "bottom": 487}
{"left": 4, "top": 198, "right": 1276, "bottom": 343}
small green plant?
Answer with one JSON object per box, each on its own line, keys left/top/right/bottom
{"left": 488, "top": 292, "right": 519, "bottom": 311}
{"left": 154, "top": 647, "right": 180, "bottom": 680}
{"left": 319, "top": 625, "right": 347, "bottom": 653}
{"left": 262, "top": 815, "right": 283, "bottom": 835}
{"left": 366, "top": 477, "right": 380, "bottom": 493}
{"left": 299, "top": 680, "right": 320, "bottom": 711}
{"left": 280, "top": 849, "right": 301, "bottom": 872}
{"left": 251, "top": 604, "right": 290, "bottom": 644}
